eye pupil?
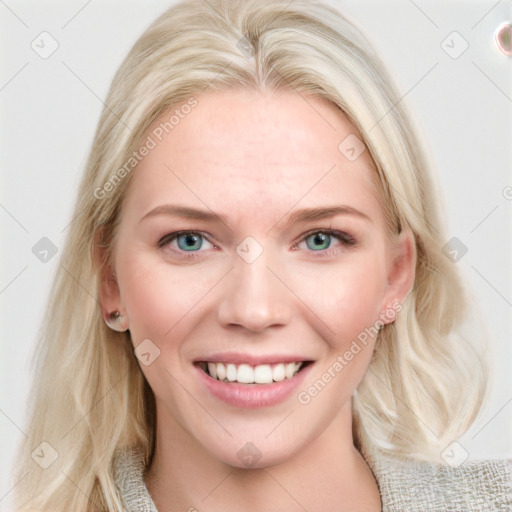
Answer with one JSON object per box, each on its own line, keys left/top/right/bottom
{"left": 306, "top": 232, "right": 331, "bottom": 250}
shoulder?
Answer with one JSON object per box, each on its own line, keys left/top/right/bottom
{"left": 364, "top": 450, "right": 512, "bottom": 511}
{"left": 112, "top": 447, "right": 158, "bottom": 512}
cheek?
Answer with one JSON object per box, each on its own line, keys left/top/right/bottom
{"left": 116, "top": 255, "right": 215, "bottom": 342}
{"left": 289, "top": 254, "right": 387, "bottom": 345}
{"left": 290, "top": 258, "right": 386, "bottom": 408}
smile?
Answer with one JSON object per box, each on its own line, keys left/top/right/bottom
{"left": 198, "top": 361, "right": 306, "bottom": 384}
{"left": 194, "top": 357, "right": 314, "bottom": 408}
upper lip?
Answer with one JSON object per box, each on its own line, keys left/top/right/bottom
{"left": 194, "top": 352, "right": 313, "bottom": 365}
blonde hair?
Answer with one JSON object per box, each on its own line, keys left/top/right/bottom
{"left": 12, "top": 0, "right": 489, "bottom": 510}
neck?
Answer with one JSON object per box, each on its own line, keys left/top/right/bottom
{"left": 144, "top": 400, "right": 381, "bottom": 512}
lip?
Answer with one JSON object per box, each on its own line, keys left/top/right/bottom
{"left": 194, "top": 360, "right": 314, "bottom": 409}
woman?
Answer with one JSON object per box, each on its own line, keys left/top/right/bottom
{"left": 12, "top": 1, "right": 511, "bottom": 510}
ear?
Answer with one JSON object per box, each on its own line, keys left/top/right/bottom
{"left": 93, "top": 227, "right": 128, "bottom": 329}
{"left": 379, "top": 228, "right": 416, "bottom": 325}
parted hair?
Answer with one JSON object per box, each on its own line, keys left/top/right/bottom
{"left": 13, "top": 1, "right": 489, "bottom": 510}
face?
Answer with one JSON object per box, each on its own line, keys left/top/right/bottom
{"left": 100, "top": 88, "right": 415, "bottom": 468}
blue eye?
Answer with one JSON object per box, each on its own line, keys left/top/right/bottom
{"left": 176, "top": 233, "right": 203, "bottom": 251}
{"left": 305, "top": 232, "right": 332, "bottom": 251}
{"left": 158, "top": 229, "right": 356, "bottom": 259}
{"left": 298, "top": 229, "right": 356, "bottom": 254}
{"left": 159, "top": 231, "right": 214, "bottom": 253}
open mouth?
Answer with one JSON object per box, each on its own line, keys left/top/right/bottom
{"left": 196, "top": 361, "right": 313, "bottom": 384}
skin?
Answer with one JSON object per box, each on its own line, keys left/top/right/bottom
{"left": 99, "top": 88, "right": 416, "bottom": 511}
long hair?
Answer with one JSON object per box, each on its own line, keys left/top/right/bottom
{"left": 12, "top": 1, "right": 489, "bottom": 510}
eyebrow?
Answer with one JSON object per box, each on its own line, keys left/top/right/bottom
{"left": 284, "top": 205, "right": 372, "bottom": 226}
{"left": 139, "top": 204, "right": 372, "bottom": 226}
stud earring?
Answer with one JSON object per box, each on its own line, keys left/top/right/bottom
{"left": 104, "top": 311, "right": 128, "bottom": 332}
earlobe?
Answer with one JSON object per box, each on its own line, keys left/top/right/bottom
{"left": 93, "top": 227, "right": 129, "bottom": 331}
{"left": 104, "top": 310, "right": 129, "bottom": 332}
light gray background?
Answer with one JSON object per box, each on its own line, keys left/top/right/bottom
{"left": 1, "top": 0, "right": 511, "bottom": 508}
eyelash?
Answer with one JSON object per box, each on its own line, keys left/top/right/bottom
{"left": 158, "top": 228, "right": 357, "bottom": 259}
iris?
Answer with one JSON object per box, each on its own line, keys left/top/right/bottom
{"left": 305, "top": 232, "right": 331, "bottom": 251}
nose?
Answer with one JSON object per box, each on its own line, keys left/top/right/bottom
{"left": 216, "top": 250, "right": 293, "bottom": 333}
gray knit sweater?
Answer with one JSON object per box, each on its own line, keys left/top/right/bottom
{"left": 112, "top": 447, "right": 512, "bottom": 511}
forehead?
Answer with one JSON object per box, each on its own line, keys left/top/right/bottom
{"left": 122, "top": 88, "right": 384, "bottom": 228}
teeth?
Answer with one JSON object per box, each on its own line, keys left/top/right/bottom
{"left": 226, "top": 363, "right": 237, "bottom": 382}
{"left": 272, "top": 363, "right": 285, "bottom": 382}
{"left": 202, "top": 361, "right": 305, "bottom": 383}
{"left": 216, "top": 362, "right": 226, "bottom": 381}
{"left": 254, "top": 364, "right": 273, "bottom": 384}
{"left": 237, "top": 364, "right": 254, "bottom": 383}
{"left": 285, "top": 362, "right": 298, "bottom": 379}
{"left": 207, "top": 362, "right": 217, "bottom": 379}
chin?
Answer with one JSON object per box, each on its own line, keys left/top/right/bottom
{"left": 196, "top": 425, "right": 312, "bottom": 471}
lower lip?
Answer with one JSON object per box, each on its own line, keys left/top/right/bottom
{"left": 195, "top": 363, "right": 313, "bottom": 409}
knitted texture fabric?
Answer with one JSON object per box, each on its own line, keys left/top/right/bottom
{"left": 112, "top": 448, "right": 158, "bottom": 512}
{"left": 112, "top": 446, "right": 512, "bottom": 511}
{"left": 362, "top": 448, "right": 512, "bottom": 511}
